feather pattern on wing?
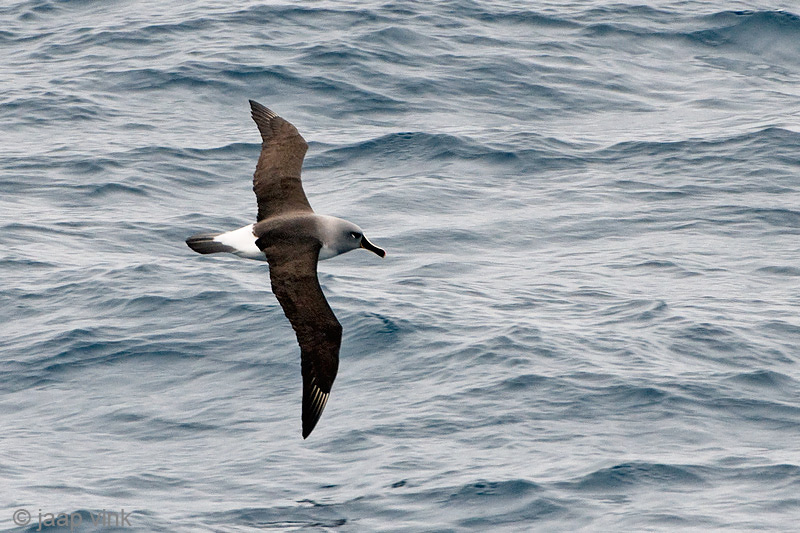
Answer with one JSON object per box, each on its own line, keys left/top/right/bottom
{"left": 260, "top": 237, "right": 341, "bottom": 438}
{"left": 250, "top": 100, "right": 313, "bottom": 221}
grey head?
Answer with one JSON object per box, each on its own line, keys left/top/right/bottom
{"left": 320, "top": 216, "right": 386, "bottom": 260}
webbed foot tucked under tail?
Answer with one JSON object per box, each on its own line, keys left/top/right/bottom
{"left": 186, "top": 233, "right": 235, "bottom": 255}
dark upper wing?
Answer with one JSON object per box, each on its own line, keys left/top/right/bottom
{"left": 262, "top": 239, "right": 341, "bottom": 439}
{"left": 249, "top": 100, "right": 313, "bottom": 221}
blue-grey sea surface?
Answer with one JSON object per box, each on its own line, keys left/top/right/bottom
{"left": 2, "top": 0, "right": 800, "bottom": 531}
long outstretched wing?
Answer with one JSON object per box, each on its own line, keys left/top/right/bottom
{"left": 262, "top": 239, "right": 341, "bottom": 438}
{"left": 250, "top": 100, "right": 313, "bottom": 221}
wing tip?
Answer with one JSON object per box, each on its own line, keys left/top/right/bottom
{"left": 301, "top": 381, "right": 331, "bottom": 439}
{"left": 249, "top": 99, "right": 278, "bottom": 120}
{"left": 302, "top": 416, "right": 319, "bottom": 439}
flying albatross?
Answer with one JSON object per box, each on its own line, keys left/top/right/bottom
{"left": 186, "top": 100, "right": 385, "bottom": 438}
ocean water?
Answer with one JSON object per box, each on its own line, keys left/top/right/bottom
{"left": 2, "top": 0, "right": 800, "bottom": 530}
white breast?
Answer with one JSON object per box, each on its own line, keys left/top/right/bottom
{"left": 318, "top": 245, "right": 338, "bottom": 261}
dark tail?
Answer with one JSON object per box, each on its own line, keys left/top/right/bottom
{"left": 185, "top": 233, "right": 234, "bottom": 255}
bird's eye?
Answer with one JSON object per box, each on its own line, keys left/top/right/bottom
{"left": 350, "top": 232, "right": 361, "bottom": 239}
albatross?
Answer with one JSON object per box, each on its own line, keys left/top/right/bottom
{"left": 186, "top": 100, "right": 385, "bottom": 438}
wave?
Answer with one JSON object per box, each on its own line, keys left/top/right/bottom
{"left": 387, "top": 478, "right": 566, "bottom": 527}
{"left": 558, "top": 462, "right": 707, "bottom": 492}
{"left": 1, "top": 94, "right": 103, "bottom": 125}
{"left": 691, "top": 10, "right": 800, "bottom": 51}
{"left": 723, "top": 369, "right": 797, "bottom": 392}
{"left": 597, "top": 126, "right": 799, "bottom": 159}
{"left": 579, "top": 9, "right": 800, "bottom": 52}
{"left": 311, "top": 131, "right": 535, "bottom": 170}
{"left": 201, "top": 506, "right": 347, "bottom": 530}
{"left": 755, "top": 265, "right": 800, "bottom": 277}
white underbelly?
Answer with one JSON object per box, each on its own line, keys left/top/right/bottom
{"left": 215, "top": 224, "right": 268, "bottom": 261}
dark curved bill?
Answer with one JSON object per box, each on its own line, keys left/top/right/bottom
{"left": 360, "top": 236, "right": 386, "bottom": 258}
